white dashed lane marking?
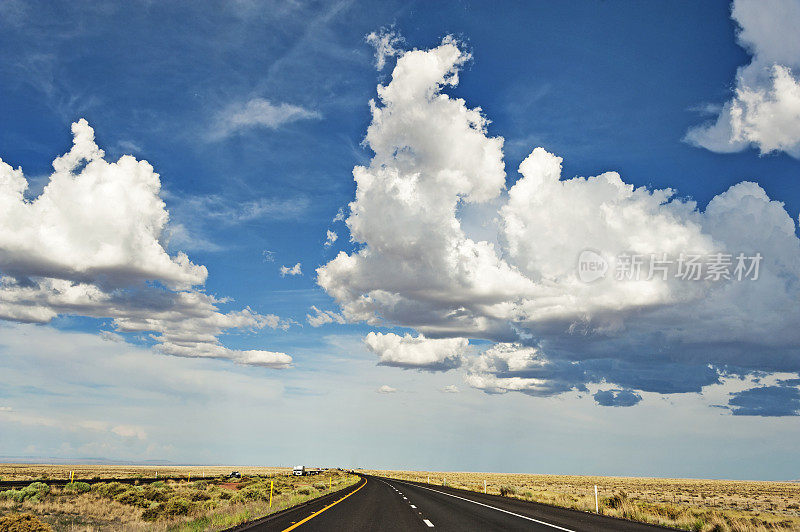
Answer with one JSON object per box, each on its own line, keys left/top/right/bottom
{"left": 378, "top": 478, "right": 435, "bottom": 529}
{"left": 392, "top": 479, "right": 575, "bottom": 532}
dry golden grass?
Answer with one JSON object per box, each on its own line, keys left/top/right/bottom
{"left": 0, "top": 464, "right": 289, "bottom": 482}
{"left": 363, "top": 470, "right": 800, "bottom": 532}
{"left": 0, "top": 468, "right": 359, "bottom": 531}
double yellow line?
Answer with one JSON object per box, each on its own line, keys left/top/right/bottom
{"left": 281, "top": 477, "right": 367, "bottom": 531}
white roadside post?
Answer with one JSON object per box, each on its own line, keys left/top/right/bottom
{"left": 594, "top": 485, "right": 599, "bottom": 513}
{"left": 484, "top": 480, "right": 487, "bottom": 493}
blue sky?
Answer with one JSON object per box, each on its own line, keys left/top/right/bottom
{"left": 1, "top": 0, "right": 800, "bottom": 480}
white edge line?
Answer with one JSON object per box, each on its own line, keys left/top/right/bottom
{"left": 393, "top": 479, "right": 575, "bottom": 532}
{"left": 423, "top": 519, "right": 435, "bottom": 527}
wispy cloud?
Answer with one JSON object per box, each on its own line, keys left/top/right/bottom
{"left": 210, "top": 98, "right": 320, "bottom": 140}
{"left": 0, "top": 407, "right": 148, "bottom": 441}
{"left": 164, "top": 193, "right": 310, "bottom": 252}
{"left": 307, "top": 305, "right": 345, "bottom": 327}
{"left": 366, "top": 27, "right": 404, "bottom": 70}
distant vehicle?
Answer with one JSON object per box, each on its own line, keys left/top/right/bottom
{"left": 229, "top": 471, "right": 241, "bottom": 478}
{"left": 293, "top": 465, "right": 305, "bottom": 476}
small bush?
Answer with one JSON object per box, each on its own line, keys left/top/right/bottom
{"left": 603, "top": 492, "right": 627, "bottom": 509}
{"left": 313, "top": 482, "right": 327, "bottom": 491}
{"left": 163, "top": 497, "right": 193, "bottom": 516}
{"left": 0, "top": 489, "right": 26, "bottom": 503}
{"left": 189, "top": 491, "right": 212, "bottom": 502}
{"left": 142, "top": 486, "right": 169, "bottom": 502}
{"left": 63, "top": 482, "right": 91, "bottom": 494}
{"left": 239, "top": 487, "right": 267, "bottom": 500}
{"left": 499, "top": 485, "right": 517, "bottom": 497}
{"left": 114, "top": 488, "right": 149, "bottom": 508}
{"left": 0, "top": 483, "right": 50, "bottom": 504}
{"left": 23, "top": 482, "right": 50, "bottom": 498}
{"left": 0, "top": 513, "right": 53, "bottom": 531}
{"left": 297, "top": 487, "right": 311, "bottom": 495}
{"left": 141, "top": 505, "right": 162, "bottom": 521}
{"left": 141, "top": 497, "right": 194, "bottom": 521}
{"left": 151, "top": 481, "right": 166, "bottom": 488}
{"left": 92, "top": 482, "right": 128, "bottom": 498}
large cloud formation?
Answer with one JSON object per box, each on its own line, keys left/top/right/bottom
{"left": 686, "top": 0, "right": 800, "bottom": 157}
{"left": 318, "top": 37, "right": 800, "bottom": 413}
{"left": 0, "top": 120, "right": 291, "bottom": 368}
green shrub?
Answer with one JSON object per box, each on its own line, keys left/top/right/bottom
{"left": 142, "top": 505, "right": 162, "bottom": 521}
{"left": 63, "top": 482, "right": 92, "bottom": 493}
{"left": 1, "top": 489, "right": 26, "bottom": 503}
{"left": 114, "top": 488, "right": 149, "bottom": 508}
{"left": 297, "top": 487, "right": 311, "bottom": 495}
{"left": 163, "top": 497, "right": 193, "bottom": 516}
{"left": 189, "top": 491, "right": 212, "bottom": 502}
{"left": 151, "top": 480, "right": 166, "bottom": 488}
{"left": 141, "top": 497, "right": 194, "bottom": 521}
{"left": 217, "top": 490, "right": 233, "bottom": 500}
{"left": 142, "top": 485, "right": 169, "bottom": 502}
{"left": 93, "top": 482, "right": 128, "bottom": 498}
{"left": 240, "top": 487, "right": 268, "bottom": 501}
{"left": 0, "top": 483, "right": 51, "bottom": 503}
{"left": 313, "top": 482, "right": 327, "bottom": 491}
{"left": 23, "top": 482, "right": 50, "bottom": 498}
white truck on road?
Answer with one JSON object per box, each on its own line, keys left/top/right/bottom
{"left": 293, "top": 465, "right": 305, "bottom": 476}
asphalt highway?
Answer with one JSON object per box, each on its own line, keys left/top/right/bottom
{"left": 235, "top": 474, "right": 678, "bottom": 531}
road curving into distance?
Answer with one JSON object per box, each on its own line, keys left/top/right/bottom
{"left": 231, "top": 474, "right": 679, "bottom": 531}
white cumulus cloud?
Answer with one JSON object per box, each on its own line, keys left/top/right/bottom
{"left": 0, "top": 119, "right": 292, "bottom": 368}
{"left": 319, "top": 36, "right": 800, "bottom": 413}
{"left": 280, "top": 263, "right": 302, "bottom": 277}
{"left": 685, "top": 0, "right": 800, "bottom": 157}
{"left": 377, "top": 384, "right": 397, "bottom": 394}
{"left": 364, "top": 332, "right": 468, "bottom": 371}
{"left": 324, "top": 230, "right": 338, "bottom": 247}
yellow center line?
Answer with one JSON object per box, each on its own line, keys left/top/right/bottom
{"left": 280, "top": 477, "right": 367, "bottom": 532}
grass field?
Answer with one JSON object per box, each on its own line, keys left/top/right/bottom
{"left": 0, "top": 465, "right": 359, "bottom": 531}
{"left": 0, "top": 464, "right": 290, "bottom": 482}
{"left": 363, "top": 469, "right": 800, "bottom": 532}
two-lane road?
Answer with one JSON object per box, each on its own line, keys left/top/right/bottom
{"left": 235, "top": 474, "right": 677, "bottom": 531}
